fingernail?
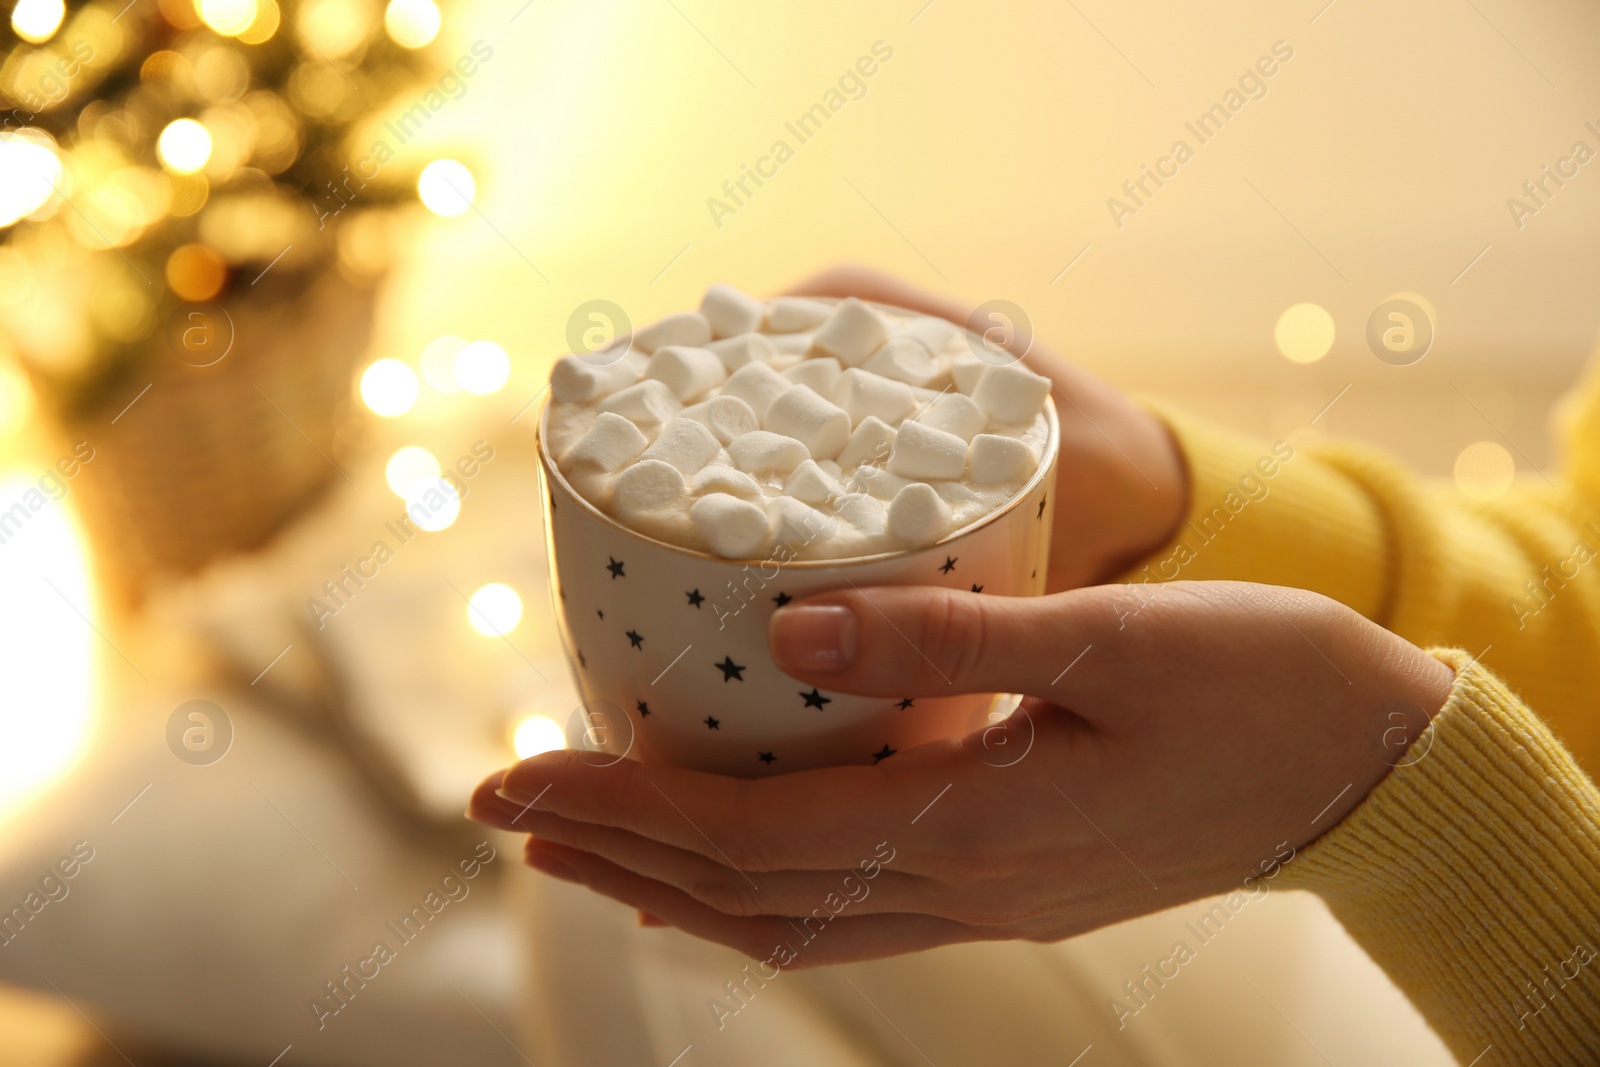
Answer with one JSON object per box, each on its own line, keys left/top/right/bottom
{"left": 771, "top": 604, "right": 858, "bottom": 673}
{"left": 637, "top": 910, "right": 667, "bottom": 928}
{"left": 526, "top": 850, "right": 579, "bottom": 881}
{"left": 495, "top": 787, "right": 537, "bottom": 807}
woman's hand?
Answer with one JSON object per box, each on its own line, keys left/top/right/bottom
{"left": 468, "top": 581, "right": 1454, "bottom": 966}
{"left": 787, "top": 266, "right": 1189, "bottom": 589}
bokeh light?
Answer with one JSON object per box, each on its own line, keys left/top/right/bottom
{"left": 165, "top": 243, "right": 227, "bottom": 300}
{"left": 198, "top": 0, "right": 259, "bottom": 36}
{"left": 512, "top": 714, "right": 566, "bottom": 758}
{"left": 384, "top": 0, "right": 440, "bottom": 48}
{"left": 0, "top": 362, "right": 35, "bottom": 438}
{"left": 359, "top": 358, "right": 419, "bottom": 416}
{"left": 11, "top": 0, "right": 65, "bottom": 42}
{"left": 467, "top": 582, "right": 522, "bottom": 635}
{"left": 420, "top": 334, "right": 466, "bottom": 393}
{"left": 417, "top": 159, "right": 474, "bottom": 217}
{"left": 157, "top": 119, "right": 214, "bottom": 175}
{"left": 0, "top": 137, "right": 62, "bottom": 227}
{"left": 405, "top": 476, "right": 460, "bottom": 531}
{"left": 1274, "top": 303, "right": 1336, "bottom": 364}
{"left": 384, "top": 445, "right": 441, "bottom": 498}
{"left": 455, "top": 339, "right": 510, "bottom": 394}
{"left": 1454, "top": 441, "right": 1515, "bottom": 501}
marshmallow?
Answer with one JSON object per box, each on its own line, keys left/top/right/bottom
{"left": 898, "top": 315, "right": 962, "bottom": 355}
{"left": 639, "top": 416, "right": 720, "bottom": 476}
{"left": 763, "top": 385, "right": 851, "bottom": 459}
{"left": 862, "top": 337, "right": 941, "bottom": 388}
{"left": 968, "top": 433, "right": 1038, "bottom": 485}
{"left": 598, "top": 379, "right": 681, "bottom": 427}
{"left": 971, "top": 362, "right": 1052, "bottom": 423}
{"left": 634, "top": 311, "right": 712, "bottom": 354}
{"left": 565, "top": 465, "right": 614, "bottom": 509}
{"left": 612, "top": 459, "right": 688, "bottom": 524}
{"left": 811, "top": 297, "right": 888, "bottom": 367}
{"left": 950, "top": 353, "right": 988, "bottom": 395}
{"left": 887, "top": 419, "right": 968, "bottom": 480}
{"left": 566, "top": 411, "right": 648, "bottom": 471}
{"left": 887, "top": 482, "right": 953, "bottom": 546}
{"left": 917, "top": 392, "right": 987, "bottom": 442}
{"left": 727, "top": 430, "right": 809, "bottom": 476}
{"left": 545, "top": 403, "right": 597, "bottom": 463}
{"left": 769, "top": 332, "right": 815, "bottom": 355}
{"left": 849, "top": 463, "right": 911, "bottom": 501}
{"left": 769, "top": 496, "right": 838, "bottom": 550}
{"left": 817, "top": 458, "right": 842, "bottom": 480}
{"left": 644, "top": 345, "right": 727, "bottom": 402}
{"left": 691, "top": 463, "right": 763, "bottom": 499}
{"left": 706, "top": 332, "right": 776, "bottom": 371}
{"left": 766, "top": 297, "right": 830, "bottom": 332}
{"left": 784, "top": 459, "right": 843, "bottom": 506}
{"left": 719, "top": 361, "right": 790, "bottom": 421}
{"left": 699, "top": 284, "right": 765, "bottom": 339}
{"left": 691, "top": 492, "right": 770, "bottom": 558}
{"left": 832, "top": 368, "right": 915, "bottom": 426}
{"left": 836, "top": 416, "right": 897, "bottom": 470}
{"left": 781, "top": 356, "right": 841, "bottom": 396}
{"left": 681, "top": 395, "right": 759, "bottom": 445}
{"left": 550, "top": 352, "right": 640, "bottom": 404}
{"left": 834, "top": 492, "right": 887, "bottom": 537}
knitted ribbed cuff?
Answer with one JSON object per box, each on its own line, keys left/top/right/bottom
{"left": 1122, "top": 400, "right": 1392, "bottom": 622}
{"left": 1280, "top": 649, "right": 1600, "bottom": 1065}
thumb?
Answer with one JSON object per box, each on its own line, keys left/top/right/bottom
{"left": 768, "top": 586, "right": 1100, "bottom": 698}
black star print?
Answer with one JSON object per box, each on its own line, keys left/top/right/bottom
{"left": 596, "top": 609, "right": 604, "bottom": 620}
{"left": 626, "top": 629, "right": 644, "bottom": 649}
{"left": 559, "top": 588, "right": 567, "bottom": 601}
{"left": 577, "top": 650, "right": 587, "bottom": 669}
{"left": 772, "top": 591, "right": 792, "bottom": 607}
{"left": 939, "top": 556, "right": 957, "bottom": 574}
{"left": 606, "top": 557, "right": 626, "bottom": 579}
{"left": 758, "top": 751, "right": 776, "bottom": 764}
{"left": 896, "top": 698, "right": 915, "bottom": 710}
{"left": 800, "top": 688, "right": 831, "bottom": 710}
{"left": 1036, "top": 494, "right": 1048, "bottom": 520}
{"left": 971, "top": 583, "right": 985, "bottom": 593}
{"left": 715, "top": 656, "right": 746, "bottom": 682}
{"left": 1031, "top": 569, "right": 1037, "bottom": 579}
{"left": 872, "top": 744, "right": 896, "bottom": 763}
{"left": 705, "top": 716, "right": 720, "bottom": 730}
{"left": 686, "top": 589, "right": 705, "bottom": 608}
{"left": 637, "top": 700, "right": 651, "bottom": 717}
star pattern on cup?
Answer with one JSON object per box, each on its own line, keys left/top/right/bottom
{"left": 939, "top": 556, "right": 957, "bottom": 574}
{"left": 971, "top": 583, "right": 985, "bottom": 593}
{"left": 606, "top": 557, "right": 626, "bottom": 579}
{"left": 872, "top": 744, "right": 896, "bottom": 763}
{"left": 626, "top": 629, "right": 644, "bottom": 650}
{"left": 685, "top": 589, "right": 705, "bottom": 608}
{"left": 758, "top": 751, "right": 776, "bottom": 764}
{"left": 715, "top": 656, "right": 746, "bottom": 682}
{"left": 1036, "top": 494, "right": 1048, "bottom": 520}
{"left": 896, "top": 697, "right": 915, "bottom": 710}
{"left": 704, "top": 715, "right": 720, "bottom": 730}
{"left": 800, "top": 688, "right": 831, "bottom": 710}
{"left": 772, "top": 591, "right": 792, "bottom": 607}
{"left": 637, "top": 700, "right": 651, "bottom": 718}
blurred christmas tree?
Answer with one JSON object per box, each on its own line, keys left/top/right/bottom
{"left": 0, "top": 0, "right": 445, "bottom": 416}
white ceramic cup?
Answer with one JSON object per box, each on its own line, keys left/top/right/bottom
{"left": 536, "top": 305, "right": 1059, "bottom": 776}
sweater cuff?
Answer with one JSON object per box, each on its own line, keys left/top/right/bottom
{"left": 1279, "top": 648, "right": 1600, "bottom": 1065}
{"left": 1122, "top": 400, "right": 1392, "bottom": 621}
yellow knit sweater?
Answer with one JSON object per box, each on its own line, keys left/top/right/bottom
{"left": 1136, "top": 358, "right": 1600, "bottom": 1064}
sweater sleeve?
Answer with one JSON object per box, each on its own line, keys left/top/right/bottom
{"left": 1128, "top": 359, "right": 1600, "bottom": 769}
{"left": 1279, "top": 649, "right": 1600, "bottom": 1065}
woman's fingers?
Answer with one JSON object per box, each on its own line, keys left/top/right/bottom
{"left": 524, "top": 838, "right": 986, "bottom": 968}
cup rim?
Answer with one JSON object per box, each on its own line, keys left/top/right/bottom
{"left": 536, "top": 299, "right": 1059, "bottom": 570}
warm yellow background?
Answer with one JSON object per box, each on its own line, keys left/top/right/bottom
{"left": 387, "top": 0, "right": 1600, "bottom": 474}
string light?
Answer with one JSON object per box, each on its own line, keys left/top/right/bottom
{"left": 455, "top": 340, "right": 510, "bottom": 394}
{"left": 157, "top": 119, "right": 214, "bottom": 174}
{"left": 417, "top": 159, "right": 474, "bottom": 217}
{"left": 512, "top": 715, "right": 566, "bottom": 758}
{"left": 1274, "top": 303, "right": 1335, "bottom": 364}
{"left": 10, "top": 0, "right": 65, "bottom": 42}
{"left": 467, "top": 583, "right": 522, "bottom": 635}
{"left": 198, "top": 0, "right": 260, "bottom": 37}
{"left": 385, "top": 0, "right": 440, "bottom": 48}
{"left": 359, "top": 358, "right": 419, "bottom": 416}
{"left": 0, "top": 136, "right": 62, "bottom": 227}
{"left": 384, "top": 446, "right": 441, "bottom": 497}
